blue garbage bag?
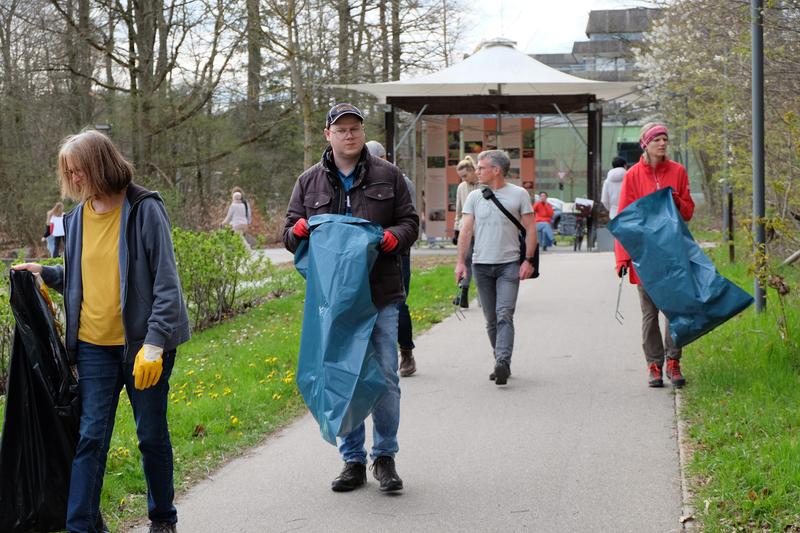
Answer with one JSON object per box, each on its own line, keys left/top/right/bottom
{"left": 294, "top": 214, "right": 388, "bottom": 444}
{"left": 608, "top": 187, "right": 753, "bottom": 348}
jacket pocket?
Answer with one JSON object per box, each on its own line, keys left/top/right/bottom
{"left": 364, "top": 184, "right": 395, "bottom": 224}
{"left": 303, "top": 192, "right": 332, "bottom": 215}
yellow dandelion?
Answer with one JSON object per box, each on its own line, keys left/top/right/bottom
{"left": 223, "top": 387, "right": 232, "bottom": 396}
{"left": 230, "top": 416, "right": 239, "bottom": 426}
{"left": 272, "top": 393, "right": 282, "bottom": 400}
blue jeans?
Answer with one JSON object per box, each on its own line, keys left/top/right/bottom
{"left": 339, "top": 304, "right": 401, "bottom": 463}
{"left": 536, "top": 222, "right": 554, "bottom": 249}
{"left": 67, "top": 341, "right": 176, "bottom": 533}
{"left": 398, "top": 254, "right": 414, "bottom": 350}
{"left": 473, "top": 262, "right": 521, "bottom": 367}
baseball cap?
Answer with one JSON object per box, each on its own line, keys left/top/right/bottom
{"left": 326, "top": 103, "right": 364, "bottom": 128}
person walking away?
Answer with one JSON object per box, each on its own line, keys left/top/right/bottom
{"left": 46, "top": 202, "right": 66, "bottom": 258}
{"left": 453, "top": 156, "right": 479, "bottom": 308}
{"left": 13, "top": 130, "right": 190, "bottom": 533}
{"left": 615, "top": 123, "right": 694, "bottom": 388}
{"left": 601, "top": 156, "right": 627, "bottom": 219}
{"left": 283, "top": 103, "right": 418, "bottom": 493}
{"left": 365, "top": 140, "right": 417, "bottom": 377}
{"left": 221, "top": 189, "right": 251, "bottom": 248}
{"left": 533, "top": 191, "right": 555, "bottom": 251}
{"left": 455, "top": 150, "right": 537, "bottom": 386}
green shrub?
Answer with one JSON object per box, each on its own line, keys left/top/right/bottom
{"left": 172, "top": 228, "right": 285, "bottom": 331}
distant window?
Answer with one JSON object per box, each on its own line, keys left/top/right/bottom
{"left": 596, "top": 58, "right": 617, "bottom": 71}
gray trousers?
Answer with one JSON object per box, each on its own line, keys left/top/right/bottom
{"left": 637, "top": 285, "right": 681, "bottom": 365}
{"left": 473, "top": 262, "right": 520, "bottom": 366}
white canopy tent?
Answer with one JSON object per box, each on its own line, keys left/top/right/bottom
{"left": 337, "top": 38, "right": 637, "bottom": 102}
{"left": 338, "top": 38, "right": 640, "bottom": 211}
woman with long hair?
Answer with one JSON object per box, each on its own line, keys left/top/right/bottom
{"left": 453, "top": 155, "right": 479, "bottom": 307}
{"left": 614, "top": 123, "right": 694, "bottom": 389}
{"left": 14, "top": 130, "right": 190, "bottom": 533}
{"left": 45, "top": 201, "right": 65, "bottom": 257}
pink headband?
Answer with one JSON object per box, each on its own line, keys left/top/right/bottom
{"left": 640, "top": 125, "right": 668, "bottom": 149}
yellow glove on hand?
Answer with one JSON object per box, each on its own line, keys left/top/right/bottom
{"left": 133, "top": 344, "right": 164, "bottom": 390}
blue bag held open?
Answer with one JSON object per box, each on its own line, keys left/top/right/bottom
{"left": 294, "top": 214, "right": 388, "bottom": 444}
{"left": 608, "top": 187, "right": 753, "bottom": 348}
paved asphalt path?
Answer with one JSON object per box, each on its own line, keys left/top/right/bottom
{"left": 133, "top": 251, "right": 683, "bottom": 532}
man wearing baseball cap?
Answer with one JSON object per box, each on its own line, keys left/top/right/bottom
{"left": 283, "top": 103, "right": 419, "bottom": 493}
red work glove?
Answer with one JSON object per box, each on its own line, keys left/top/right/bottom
{"left": 380, "top": 230, "right": 399, "bottom": 252}
{"left": 616, "top": 261, "right": 630, "bottom": 278}
{"left": 291, "top": 218, "right": 309, "bottom": 238}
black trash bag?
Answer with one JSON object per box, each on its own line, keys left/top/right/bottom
{"left": 0, "top": 270, "right": 80, "bottom": 533}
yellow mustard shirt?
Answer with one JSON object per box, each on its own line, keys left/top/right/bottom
{"left": 78, "top": 201, "right": 125, "bottom": 345}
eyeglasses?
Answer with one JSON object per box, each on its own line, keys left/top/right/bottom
{"left": 328, "top": 127, "right": 364, "bottom": 139}
{"left": 65, "top": 168, "right": 84, "bottom": 177}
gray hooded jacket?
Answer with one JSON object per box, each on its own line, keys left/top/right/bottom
{"left": 41, "top": 184, "right": 191, "bottom": 363}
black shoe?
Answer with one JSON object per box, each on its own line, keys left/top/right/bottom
{"left": 331, "top": 461, "right": 367, "bottom": 492}
{"left": 493, "top": 362, "right": 510, "bottom": 385}
{"left": 489, "top": 368, "right": 511, "bottom": 381}
{"left": 371, "top": 456, "right": 403, "bottom": 492}
{"left": 148, "top": 522, "right": 176, "bottom": 533}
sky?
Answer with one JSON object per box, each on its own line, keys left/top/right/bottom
{"left": 460, "top": 0, "right": 651, "bottom": 55}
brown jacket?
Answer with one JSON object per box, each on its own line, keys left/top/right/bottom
{"left": 283, "top": 146, "right": 419, "bottom": 307}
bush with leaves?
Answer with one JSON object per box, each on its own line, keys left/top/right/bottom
{"left": 173, "top": 228, "right": 280, "bottom": 330}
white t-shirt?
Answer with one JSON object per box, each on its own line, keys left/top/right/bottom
{"left": 50, "top": 215, "right": 65, "bottom": 237}
{"left": 462, "top": 183, "right": 533, "bottom": 265}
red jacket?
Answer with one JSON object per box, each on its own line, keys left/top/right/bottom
{"left": 614, "top": 156, "right": 695, "bottom": 284}
{"left": 533, "top": 201, "right": 554, "bottom": 224}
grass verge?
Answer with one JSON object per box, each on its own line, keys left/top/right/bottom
{"left": 0, "top": 260, "right": 458, "bottom": 532}
{"left": 681, "top": 243, "right": 800, "bottom": 531}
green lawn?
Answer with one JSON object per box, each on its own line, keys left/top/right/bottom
{"left": 0, "top": 261, "right": 458, "bottom": 531}
{"left": 681, "top": 243, "right": 800, "bottom": 531}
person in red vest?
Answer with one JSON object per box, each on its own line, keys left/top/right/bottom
{"left": 533, "top": 191, "right": 555, "bottom": 251}
{"left": 615, "top": 122, "right": 695, "bottom": 389}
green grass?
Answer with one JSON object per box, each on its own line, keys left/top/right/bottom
{"left": 681, "top": 242, "right": 800, "bottom": 531}
{"left": 0, "top": 262, "right": 458, "bottom": 531}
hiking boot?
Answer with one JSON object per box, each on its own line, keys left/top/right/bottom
{"left": 331, "top": 461, "right": 367, "bottom": 492}
{"left": 648, "top": 362, "right": 663, "bottom": 388}
{"left": 493, "top": 361, "right": 510, "bottom": 385}
{"left": 459, "top": 287, "right": 469, "bottom": 308}
{"left": 148, "top": 522, "right": 176, "bottom": 533}
{"left": 399, "top": 348, "right": 417, "bottom": 377}
{"left": 371, "top": 456, "right": 403, "bottom": 492}
{"left": 489, "top": 368, "right": 511, "bottom": 381}
{"left": 665, "top": 359, "right": 686, "bottom": 388}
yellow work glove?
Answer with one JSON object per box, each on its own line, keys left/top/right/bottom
{"left": 133, "top": 344, "right": 164, "bottom": 390}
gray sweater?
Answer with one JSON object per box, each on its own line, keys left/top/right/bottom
{"left": 42, "top": 184, "right": 190, "bottom": 363}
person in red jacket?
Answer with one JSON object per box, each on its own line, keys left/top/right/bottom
{"left": 533, "top": 191, "right": 555, "bottom": 251}
{"left": 614, "top": 123, "right": 695, "bottom": 388}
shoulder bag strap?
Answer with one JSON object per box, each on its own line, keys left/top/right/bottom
{"left": 481, "top": 187, "right": 526, "bottom": 235}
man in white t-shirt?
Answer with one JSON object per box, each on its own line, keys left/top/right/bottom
{"left": 455, "top": 150, "right": 537, "bottom": 385}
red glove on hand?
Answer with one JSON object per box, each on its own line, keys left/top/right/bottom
{"left": 292, "top": 218, "right": 309, "bottom": 238}
{"left": 380, "top": 230, "right": 399, "bottom": 252}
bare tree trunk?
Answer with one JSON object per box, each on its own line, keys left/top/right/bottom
{"left": 337, "top": 0, "right": 349, "bottom": 82}
{"left": 391, "top": 0, "right": 400, "bottom": 80}
{"left": 287, "top": 0, "right": 314, "bottom": 168}
{"left": 246, "top": 0, "right": 262, "bottom": 121}
{"left": 379, "top": 0, "right": 388, "bottom": 81}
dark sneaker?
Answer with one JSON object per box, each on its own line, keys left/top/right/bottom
{"left": 666, "top": 359, "right": 686, "bottom": 388}
{"left": 331, "top": 461, "right": 367, "bottom": 492}
{"left": 399, "top": 348, "right": 417, "bottom": 377}
{"left": 489, "top": 368, "right": 511, "bottom": 381}
{"left": 493, "top": 361, "right": 510, "bottom": 385}
{"left": 648, "top": 362, "right": 663, "bottom": 388}
{"left": 371, "top": 456, "right": 403, "bottom": 492}
{"left": 148, "top": 522, "right": 176, "bottom": 533}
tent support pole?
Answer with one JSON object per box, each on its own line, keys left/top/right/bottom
{"left": 553, "top": 103, "right": 587, "bottom": 148}
{"left": 393, "top": 104, "right": 428, "bottom": 156}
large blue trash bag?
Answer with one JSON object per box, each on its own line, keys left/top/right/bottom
{"left": 294, "top": 214, "right": 388, "bottom": 444}
{"left": 608, "top": 187, "right": 753, "bottom": 348}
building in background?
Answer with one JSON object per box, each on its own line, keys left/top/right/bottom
{"left": 530, "top": 7, "right": 702, "bottom": 204}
